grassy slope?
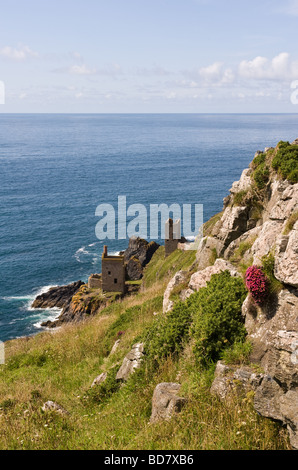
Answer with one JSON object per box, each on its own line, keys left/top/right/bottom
{"left": 0, "top": 247, "right": 290, "bottom": 450}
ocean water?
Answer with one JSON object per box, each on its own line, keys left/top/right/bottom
{"left": 1, "top": 113, "right": 298, "bottom": 342}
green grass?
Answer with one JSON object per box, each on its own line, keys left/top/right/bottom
{"left": 0, "top": 337, "right": 290, "bottom": 450}
{"left": 283, "top": 211, "right": 298, "bottom": 235}
{"left": 203, "top": 211, "right": 223, "bottom": 236}
{"left": 233, "top": 190, "right": 249, "bottom": 206}
{"left": 0, "top": 243, "right": 290, "bottom": 450}
{"left": 261, "top": 252, "right": 284, "bottom": 295}
{"left": 142, "top": 246, "right": 196, "bottom": 289}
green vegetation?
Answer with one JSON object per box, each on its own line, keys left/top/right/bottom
{"left": 0, "top": 228, "right": 291, "bottom": 450}
{"left": 144, "top": 300, "right": 192, "bottom": 364}
{"left": 203, "top": 211, "right": 223, "bottom": 236}
{"left": 142, "top": 246, "right": 196, "bottom": 289}
{"left": 233, "top": 190, "right": 249, "bottom": 206}
{"left": 283, "top": 210, "right": 298, "bottom": 235}
{"left": 0, "top": 253, "right": 289, "bottom": 450}
{"left": 190, "top": 271, "right": 247, "bottom": 366}
{"left": 144, "top": 271, "right": 247, "bottom": 368}
{"left": 231, "top": 238, "right": 255, "bottom": 264}
{"left": 272, "top": 141, "right": 298, "bottom": 183}
{"left": 261, "top": 252, "right": 284, "bottom": 294}
{"left": 250, "top": 152, "right": 270, "bottom": 190}
{"left": 251, "top": 152, "right": 266, "bottom": 169}
{"left": 220, "top": 340, "right": 253, "bottom": 366}
{"left": 209, "top": 247, "right": 218, "bottom": 265}
{"left": 253, "top": 163, "right": 270, "bottom": 190}
{"left": 86, "top": 366, "right": 121, "bottom": 405}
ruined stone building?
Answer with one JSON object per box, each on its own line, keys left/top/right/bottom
{"left": 165, "top": 218, "right": 181, "bottom": 257}
{"left": 101, "top": 245, "right": 126, "bottom": 294}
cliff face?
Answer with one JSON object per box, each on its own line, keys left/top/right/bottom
{"left": 169, "top": 140, "right": 298, "bottom": 448}
{"left": 28, "top": 139, "right": 297, "bottom": 448}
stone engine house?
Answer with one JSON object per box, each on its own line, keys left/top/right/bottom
{"left": 165, "top": 218, "right": 181, "bottom": 257}
{"left": 101, "top": 245, "right": 126, "bottom": 294}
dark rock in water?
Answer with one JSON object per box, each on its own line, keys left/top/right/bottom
{"left": 123, "top": 237, "right": 159, "bottom": 281}
{"left": 31, "top": 281, "right": 84, "bottom": 310}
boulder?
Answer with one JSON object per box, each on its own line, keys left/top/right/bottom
{"left": 251, "top": 220, "right": 283, "bottom": 264}
{"left": 275, "top": 221, "right": 298, "bottom": 288}
{"left": 110, "top": 339, "right": 121, "bottom": 356}
{"left": 254, "top": 378, "right": 298, "bottom": 449}
{"left": 210, "top": 361, "right": 264, "bottom": 401}
{"left": 42, "top": 401, "right": 68, "bottom": 415}
{"left": 91, "top": 372, "right": 107, "bottom": 388}
{"left": 196, "top": 236, "right": 225, "bottom": 270}
{"left": 189, "top": 259, "right": 239, "bottom": 292}
{"left": 150, "top": 383, "right": 187, "bottom": 423}
{"left": 242, "top": 288, "right": 298, "bottom": 449}
{"left": 229, "top": 168, "right": 252, "bottom": 195}
{"left": 116, "top": 343, "right": 144, "bottom": 381}
{"left": 163, "top": 271, "right": 189, "bottom": 313}
{"left": 213, "top": 206, "right": 249, "bottom": 254}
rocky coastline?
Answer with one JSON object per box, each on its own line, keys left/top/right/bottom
{"left": 28, "top": 139, "right": 298, "bottom": 448}
{"left": 31, "top": 236, "right": 160, "bottom": 328}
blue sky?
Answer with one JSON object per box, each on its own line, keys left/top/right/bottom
{"left": 1, "top": 0, "right": 298, "bottom": 112}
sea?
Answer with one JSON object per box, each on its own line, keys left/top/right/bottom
{"left": 0, "top": 113, "right": 298, "bottom": 342}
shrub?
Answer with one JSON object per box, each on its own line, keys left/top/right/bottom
{"left": 253, "top": 163, "right": 270, "bottom": 189}
{"left": 250, "top": 152, "right": 270, "bottom": 190}
{"left": 261, "top": 253, "right": 283, "bottom": 294}
{"left": 272, "top": 141, "right": 298, "bottom": 183}
{"left": 190, "top": 271, "right": 247, "bottom": 366}
{"left": 245, "top": 266, "right": 269, "bottom": 305}
{"left": 251, "top": 152, "right": 266, "bottom": 170}
{"left": 143, "top": 300, "right": 192, "bottom": 363}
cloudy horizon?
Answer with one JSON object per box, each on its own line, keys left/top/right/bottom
{"left": 1, "top": 0, "right": 298, "bottom": 113}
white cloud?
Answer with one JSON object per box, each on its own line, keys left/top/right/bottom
{"left": 199, "top": 62, "right": 223, "bottom": 81}
{"left": 184, "top": 62, "right": 235, "bottom": 86}
{"left": 0, "top": 45, "right": 38, "bottom": 61}
{"left": 69, "top": 64, "right": 96, "bottom": 75}
{"left": 238, "top": 52, "right": 294, "bottom": 80}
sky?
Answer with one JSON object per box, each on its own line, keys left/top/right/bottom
{"left": 1, "top": 0, "right": 298, "bottom": 113}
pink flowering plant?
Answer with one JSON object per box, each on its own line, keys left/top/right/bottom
{"left": 245, "top": 265, "right": 269, "bottom": 305}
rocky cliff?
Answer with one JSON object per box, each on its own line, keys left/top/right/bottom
{"left": 163, "top": 139, "right": 298, "bottom": 448}
{"left": 28, "top": 139, "right": 297, "bottom": 448}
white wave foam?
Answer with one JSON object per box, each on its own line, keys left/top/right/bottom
{"left": 2, "top": 295, "right": 35, "bottom": 301}
{"left": 2, "top": 285, "right": 57, "bottom": 304}
{"left": 33, "top": 307, "right": 62, "bottom": 329}
{"left": 75, "top": 246, "right": 89, "bottom": 262}
{"left": 185, "top": 236, "right": 196, "bottom": 242}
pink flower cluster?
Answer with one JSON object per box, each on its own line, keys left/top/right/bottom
{"left": 245, "top": 266, "right": 269, "bottom": 305}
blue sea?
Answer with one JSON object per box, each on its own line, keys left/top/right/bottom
{"left": 1, "top": 113, "right": 298, "bottom": 342}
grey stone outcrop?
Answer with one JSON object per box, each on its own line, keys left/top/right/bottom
{"left": 116, "top": 343, "right": 144, "bottom": 381}
{"left": 150, "top": 383, "right": 187, "bottom": 423}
